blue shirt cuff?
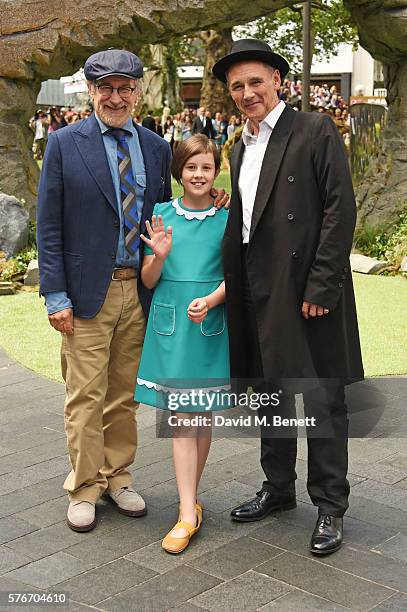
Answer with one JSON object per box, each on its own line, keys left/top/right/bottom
{"left": 44, "top": 291, "right": 73, "bottom": 315}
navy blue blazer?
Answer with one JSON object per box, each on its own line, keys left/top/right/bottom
{"left": 37, "top": 113, "right": 172, "bottom": 318}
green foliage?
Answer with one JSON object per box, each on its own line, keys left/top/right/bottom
{"left": 0, "top": 221, "right": 37, "bottom": 282}
{"left": 0, "top": 246, "right": 37, "bottom": 281}
{"left": 27, "top": 221, "right": 37, "bottom": 248}
{"left": 354, "top": 210, "right": 407, "bottom": 268}
{"left": 238, "top": 1, "right": 359, "bottom": 71}
{"left": 165, "top": 36, "right": 204, "bottom": 67}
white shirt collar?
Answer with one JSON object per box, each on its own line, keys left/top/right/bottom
{"left": 242, "top": 100, "right": 286, "bottom": 146}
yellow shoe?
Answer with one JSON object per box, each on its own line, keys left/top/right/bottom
{"left": 162, "top": 513, "right": 202, "bottom": 554}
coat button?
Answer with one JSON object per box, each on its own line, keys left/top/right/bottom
{"left": 287, "top": 213, "right": 294, "bottom": 221}
{"left": 292, "top": 251, "right": 298, "bottom": 259}
{"left": 288, "top": 175, "right": 294, "bottom": 182}
{"left": 114, "top": 219, "right": 119, "bottom": 227}
{"left": 343, "top": 266, "right": 349, "bottom": 272}
{"left": 111, "top": 252, "right": 115, "bottom": 260}
{"left": 338, "top": 282, "right": 344, "bottom": 288}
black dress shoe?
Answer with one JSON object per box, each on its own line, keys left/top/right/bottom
{"left": 230, "top": 490, "right": 296, "bottom": 522}
{"left": 310, "top": 514, "right": 343, "bottom": 555}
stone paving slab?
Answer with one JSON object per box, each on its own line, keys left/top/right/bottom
{"left": 0, "top": 438, "right": 68, "bottom": 472}
{"left": 100, "top": 566, "right": 221, "bottom": 611}
{"left": 186, "top": 536, "right": 282, "bottom": 580}
{"left": 190, "top": 569, "right": 292, "bottom": 611}
{"left": 1, "top": 428, "right": 65, "bottom": 453}
{"left": 348, "top": 478, "right": 407, "bottom": 512}
{"left": 257, "top": 553, "right": 395, "bottom": 610}
{"left": 345, "top": 494, "right": 407, "bottom": 535}
{"left": 58, "top": 558, "right": 157, "bottom": 606}
{"left": 318, "top": 544, "right": 407, "bottom": 593}
{"left": 373, "top": 533, "right": 407, "bottom": 562}
{"left": 0, "top": 476, "right": 65, "bottom": 519}
{"left": 0, "top": 349, "right": 406, "bottom": 612}
{"left": 261, "top": 589, "right": 351, "bottom": 610}
{"left": 3, "top": 551, "right": 95, "bottom": 589}
{"left": 0, "top": 547, "right": 32, "bottom": 574}
{"left": 0, "top": 516, "right": 39, "bottom": 545}
{"left": 371, "top": 593, "right": 407, "bottom": 611}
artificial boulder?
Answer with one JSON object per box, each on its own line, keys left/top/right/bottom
{"left": 345, "top": 0, "right": 407, "bottom": 227}
{"left": 349, "top": 254, "right": 388, "bottom": 274}
{"left": 0, "top": 0, "right": 290, "bottom": 215}
{"left": 24, "top": 259, "right": 39, "bottom": 286}
{"left": 0, "top": 193, "right": 29, "bottom": 258}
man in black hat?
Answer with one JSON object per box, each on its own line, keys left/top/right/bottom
{"left": 213, "top": 39, "right": 364, "bottom": 555}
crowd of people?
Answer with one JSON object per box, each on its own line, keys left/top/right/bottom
{"left": 281, "top": 78, "right": 351, "bottom": 144}
{"left": 29, "top": 79, "right": 351, "bottom": 161}
{"left": 139, "top": 79, "right": 351, "bottom": 150}
{"left": 29, "top": 106, "right": 92, "bottom": 159}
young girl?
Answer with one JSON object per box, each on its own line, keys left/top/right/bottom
{"left": 135, "top": 134, "right": 230, "bottom": 553}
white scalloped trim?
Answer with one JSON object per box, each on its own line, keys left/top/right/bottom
{"left": 171, "top": 198, "right": 216, "bottom": 220}
{"left": 137, "top": 377, "right": 231, "bottom": 393}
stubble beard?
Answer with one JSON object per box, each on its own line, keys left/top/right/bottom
{"left": 97, "top": 102, "right": 131, "bottom": 128}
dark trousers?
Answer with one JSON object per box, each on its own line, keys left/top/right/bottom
{"left": 242, "top": 248, "right": 350, "bottom": 517}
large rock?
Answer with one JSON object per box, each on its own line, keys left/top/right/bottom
{"left": 24, "top": 259, "right": 39, "bottom": 286}
{"left": 350, "top": 253, "right": 388, "bottom": 274}
{"left": 0, "top": 193, "right": 29, "bottom": 258}
{"left": 345, "top": 1, "right": 407, "bottom": 228}
{"left": 0, "top": 282, "right": 15, "bottom": 295}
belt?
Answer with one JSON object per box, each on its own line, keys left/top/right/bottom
{"left": 111, "top": 267, "right": 137, "bottom": 281}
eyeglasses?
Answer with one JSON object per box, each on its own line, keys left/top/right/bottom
{"left": 95, "top": 84, "right": 136, "bottom": 99}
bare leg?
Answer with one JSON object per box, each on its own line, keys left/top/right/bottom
{"left": 196, "top": 414, "right": 212, "bottom": 490}
{"left": 171, "top": 413, "right": 199, "bottom": 537}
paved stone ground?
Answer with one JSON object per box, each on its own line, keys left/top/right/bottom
{"left": 0, "top": 348, "right": 406, "bottom": 612}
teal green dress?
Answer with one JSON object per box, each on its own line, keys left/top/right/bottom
{"left": 135, "top": 198, "right": 230, "bottom": 412}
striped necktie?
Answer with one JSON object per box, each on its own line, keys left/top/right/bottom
{"left": 108, "top": 128, "right": 140, "bottom": 255}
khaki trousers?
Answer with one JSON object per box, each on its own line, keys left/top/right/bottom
{"left": 61, "top": 278, "right": 145, "bottom": 502}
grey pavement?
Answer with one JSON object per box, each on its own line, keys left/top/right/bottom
{"left": 0, "top": 349, "right": 406, "bottom": 611}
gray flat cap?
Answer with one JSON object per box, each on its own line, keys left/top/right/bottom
{"left": 84, "top": 49, "right": 143, "bottom": 80}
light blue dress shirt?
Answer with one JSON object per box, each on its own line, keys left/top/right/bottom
{"left": 45, "top": 115, "right": 146, "bottom": 315}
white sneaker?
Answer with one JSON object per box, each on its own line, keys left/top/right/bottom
{"left": 67, "top": 501, "right": 96, "bottom": 532}
{"left": 108, "top": 486, "right": 147, "bottom": 517}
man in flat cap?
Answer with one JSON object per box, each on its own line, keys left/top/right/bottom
{"left": 37, "top": 49, "right": 171, "bottom": 532}
{"left": 213, "top": 39, "right": 363, "bottom": 554}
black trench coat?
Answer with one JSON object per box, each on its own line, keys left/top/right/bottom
{"left": 223, "top": 105, "right": 364, "bottom": 393}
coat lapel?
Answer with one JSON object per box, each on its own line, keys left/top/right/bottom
{"left": 249, "top": 105, "right": 296, "bottom": 240}
{"left": 136, "top": 123, "right": 162, "bottom": 234}
{"left": 71, "top": 114, "right": 117, "bottom": 214}
{"left": 227, "top": 138, "right": 244, "bottom": 239}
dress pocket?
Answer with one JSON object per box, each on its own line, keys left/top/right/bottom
{"left": 200, "top": 305, "right": 225, "bottom": 337}
{"left": 153, "top": 302, "right": 175, "bottom": 336}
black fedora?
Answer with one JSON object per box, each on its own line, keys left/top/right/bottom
{"left": 212, "top": 38, "right": 290, "bottom": 83}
